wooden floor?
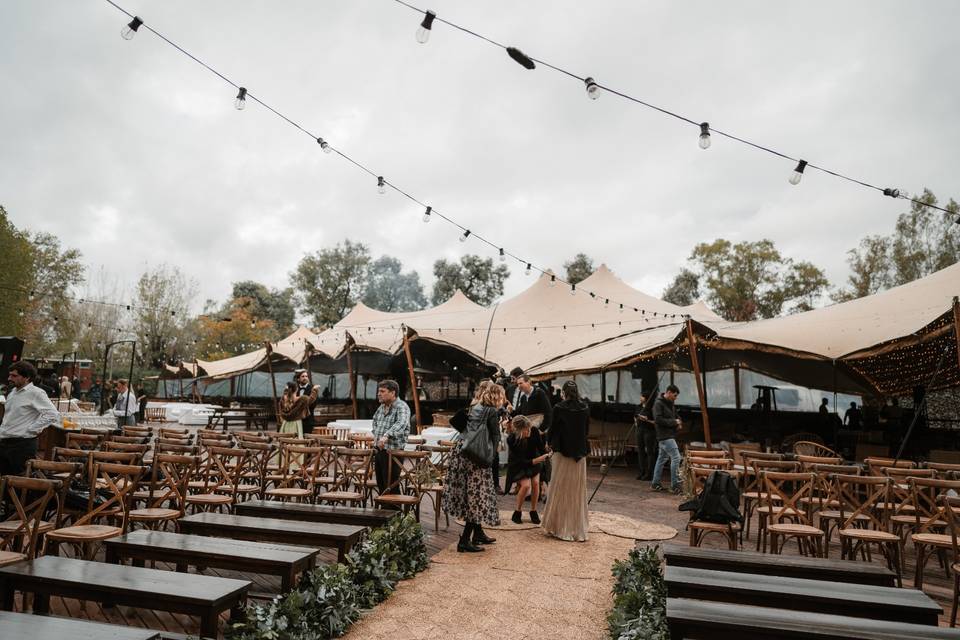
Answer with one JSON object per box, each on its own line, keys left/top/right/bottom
{"left": 15, "top": 423, "right": 960, "bottom": 635}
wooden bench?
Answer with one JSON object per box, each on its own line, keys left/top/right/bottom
{"left": 0, "top": 610, "right": 161, "bottom": 640}
{"left": 207, "top": 407, "right": 269, "bottom": 431}
{"left": 666, "top": 597, "right": 960, "bottom": 640}
{"left": 664, "top": 566, "right": 941, "bottom": 626}
{"left": 104, "top": 530, "right": 319, "bottom": 593}
{"left": 0, "top": 556, "right": 249, "bottom": 639}
{"left": 179, "top": 512, "right": 365, "bottom": 562}
{"left": 235, "top": 499, "right": 395, "bottom": 528}
{"left": 663, "top": 545, "right": 896, "bottom": 587}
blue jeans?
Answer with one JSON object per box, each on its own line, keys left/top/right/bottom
{"left": 651, "top": 438, "right": 681, "bottom": 489}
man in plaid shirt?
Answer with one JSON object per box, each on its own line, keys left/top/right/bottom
{"left": 372, "top": 379, "right": 411, "bottom": 495}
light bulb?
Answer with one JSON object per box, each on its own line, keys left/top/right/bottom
{"left": 570, "top": 284, "right": 576, "bottom": 296}
{"left": 234, "top": 87, "right": 247, "bottom": 110}
{"left": 549, "top": 275, "right": 556, "bottom": 287}
{"left": 28, "top": 291, "right": 35, "bottom": 301}
{"left": 250, "top": 320, "right": 256, "bottom": 329}
{"left": 416, "top": 10, "right": 436, "bottom": 44}
{"left": 789, "top": 159, "right": 807, "bottom": 186}
{"left": 317, "top": 137, "right": 332, "bottom": 153}
{"left": 423, "top": 206, "right": 432, "bottom": 223}
{"left": 121, "top": 16, "right": 143, "bottom": 40}
{"left": 584, "top": 77, "right": 599, "bottom": 100}
{"left": 17, "top": 309, "right": 23, "bottom": 317}
{"left": 377, "top": 176, "right": 386, "bottom": 194}
{"left": 604, "top": 298, "right": 609, "bottom": 308}
{"left": 698, "top": 122, "right": 711, "bottom": 149}
{"left": 619, "top": 303, "right": 624, "bottom": 314}
{"left": 525, "top": 263, "right": 532, "bottom": 276}
{"left": 499, "top": 248, "right": 506, "bottom": 262}
{"left": 459, "top": 230, "right": 471, "bottom": 243}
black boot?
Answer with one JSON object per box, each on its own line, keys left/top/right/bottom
{"left": 529, "top": 510, "right": 541, "bottom": 525}
{"left": 457, "top": 523, "right": 484, "bottom": 553}
{"left": 511, "top": 510, "right": 522, "bottom": 524}
{"left": 472, "top": 524, "right": 497, "bottom": 545}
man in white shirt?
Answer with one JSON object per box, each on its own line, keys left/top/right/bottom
{"left": 112, "top": 378, "right": 138, "bottom": 427}
{"left": 0, "top": 361, "right": 61, "bottom": 476}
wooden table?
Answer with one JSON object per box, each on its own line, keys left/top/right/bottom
{"left": 104, "top": 530, "right": 320, "bottom": 593}
{"left": 236, "top": 499, "right": 395, "bottom": 528}
{"left": 663, "top": 545, "right": 896, "bottom": 587}
{"left": 0, "top": 556, "right": 249, "bottom": 639}
{"left": 207, "top": 406, "right": 269, "bottom": 431}
{"left": 180, "top": 512, "right": 366, "bottom": 562}
{"left": 0, "top": 610, "right": 161, "bottom": 640}
{"left": 666, "top": 597, "right": 960, "bottom": 640}
{"left": 664, "top": 566, "right": 941, "bottom": 626}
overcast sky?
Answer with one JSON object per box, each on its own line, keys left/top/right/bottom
{"left": 2, "top": 1, "right": 958, "bottom": 316}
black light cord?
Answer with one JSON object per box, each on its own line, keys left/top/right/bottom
{"left": 390, "top": 0, "right": 956, "bottom": 216}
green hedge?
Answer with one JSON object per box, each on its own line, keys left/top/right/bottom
{"left": 228, "top": 513, "right": 429, "bottom": 640}
{"left": 607, "top": 545, "right": 668, "bottom": 640}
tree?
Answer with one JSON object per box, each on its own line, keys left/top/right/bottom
{"left": 670, "top": 239, "right": 828, "bottom": 321}
{"left": 21, "top": 230, "right": 84, "bottom": 355}
{"left": 431, "top": 255, "right": 509, "bottom": 306}
{"left": 229, "top": 281, "right": 296, "bottom": 336}
{"left": 0, "top": 206, "right": 34, "bottom": 339}
{"left": 290, "top": 240, "right": 370, "bottom": 328}
{"left": 194, "top": 301, "right": 265, "bottom": 361}
{"left": 363, "top": 256, "right": 427, "bottom": 312}
{"left": 835, "top": 189, "right": 960, "bottom": 301}
{"left": 131, "top": 265, "right": 198, "bottom": 368}
{"left": 563, "top": 253, "right": 595, "bottom": 285}
{"left": 661, "top": 268, "right": 700, "bottom": 306}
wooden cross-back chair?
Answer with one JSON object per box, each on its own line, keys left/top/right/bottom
{"left": 864, "top": 457, "right": 915, "bottom": 476}
{"left": 910, "top": 477, "right": 960, "bottom": 588}
{"left": 742, "top": 458, "right": 799, "bottom": 541}
{"left": 23, "top": 459, "right": 84, "bottom": 532}
{"left": 0, "top": 476, "right": 62, "bottom": 565}
{"left": 129, "top": 454, "right": 199, "bottom": 531}
{"left": 418, "top": 443, "right": 453, "bottom": 531}
{"left": 796, "top": 454, "right": 843, "bottom": 469}
{"left": 834, "top": 474, "right": 902, "bottom": 586}
{"left": 156, "top": 436, "right": 193, "bottom": 447}
{"left": 121, "top": 426, "right": 152, "bottom": 438}
{"left": 373, "top": 450, "right": 432, "bottom": 521}
{"left": 155, "top": 441, "right": 199, "bottom": 456}
{"left": 685, "top": 448, "right": 727, "bottom": 458}
{"left": 347, "top": 432, "right": 375, "bottom": 450}
{"left": 236, "top": 431, "right": 272, "bottom": 445}
{"left": 158, "top": 427, "right": 192, "bottom": 440}
{"left": 801, "top": 463, "right": 860, "bottom": 544}
{"left": 318, "top": 447, "right": 374, "bottom": 507}
{"left": 928, "top": 462, "right": 960, "bottom": 478}
{"left": 264, "top": 445, "right": 329, "bottom": 503}
{"left": 727, "top": 443, "right": 762, "bottom": 467}
{"left": 688, "top": 456, "right": 733, "bottom": 470}
{"left": 184, "top": 446, "right": 250, "bottom": 513}
{"left": 64, "top": 432, "right": 102, "bottom": 451}
{"left": 239, "top": 442, "right": 276, "bottom": 499}
{"left": 761, "top": 471, "right": 825, "bottom": 557}
{"left": 108, "top": 435, "right": 150, "bottom": 445}
{"left": 881, "top": 467, "right": 936, "bottom": 539}
{"left": 792, "top": 441, "right": 839, "bottom": 458}
{"left": 101, "top": 441, "right": 150, "bottom": 462}
{"left": 939, "top": 495, "right": 960, "bottom": 627}
{"left": 686, "top": 467, "right": 742, "bottom": 551}
{"left": 45, "top": 462, "right": 146, "bottom": 559}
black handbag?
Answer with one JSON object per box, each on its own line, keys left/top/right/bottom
{"left": 460, "top": 406, "right": 494, "bottom": 468}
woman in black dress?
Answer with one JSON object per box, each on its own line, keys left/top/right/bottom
{"left": 507, "top": 415, "right": 551, "bottom": 524}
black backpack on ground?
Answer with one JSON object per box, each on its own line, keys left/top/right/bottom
{"left": 678, "top": 470, "right": 743, "bottom": 524}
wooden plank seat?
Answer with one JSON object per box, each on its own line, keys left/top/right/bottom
{"left": 0, "top": 555, "right": 249, "bottom": 639}
{"left": 234, "top": 499, "right": 394, "bottom": 528}
{"left": 664, "top": 566, "right": 942, "bottom": 626}
{"left": 662, "top": 546, "right": 896, "bottom": 587}
{"left": 0, "top": 610, "right": 161, "bottom": 640}
{"left": 179, "top": 512, "right": 365, "bottom": 562}
{"left": 105, "top": 529, "right": 319, "bottom": 593}
{"left": 666, "top": 597, "right": 960, "bottom": 640}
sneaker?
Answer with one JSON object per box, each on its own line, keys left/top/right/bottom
{"left": 511, "top": 510, "right": 522, "bottom": 525}
{"left": 651, "top": 484, "right": 666, "bottom": 492}
{"left": 529, "top": 510, "right": 541, "bottom": 525}
{"left": 672, "top": 487, "right": 683, "bottom": 495}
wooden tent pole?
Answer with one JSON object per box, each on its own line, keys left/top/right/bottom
{"left": 346, "top": 342, "right": 358, "bottom": 419}
{"left": 178, "top": 361, "right": 184, "bottom": 400}
{"left": 685, "top": 319, "right": 712, "bottom": 447}
{"left": 953, "top": 296, "right": 960, "bottom": 373}
{"left": 402, "top": 326, "right": 423, "bottom": 434}
{"left": 733, "top": 364, "right": 741, "bottom": 410}
{"left": 263, "top": 342, "right": 280, "bottom": 428}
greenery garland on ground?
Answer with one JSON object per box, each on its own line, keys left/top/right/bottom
{"left": 227, "top": 513, "right": 429, "bottom": 640}
{"left": 607, "top": 545, "right": 668, "bottom": 640}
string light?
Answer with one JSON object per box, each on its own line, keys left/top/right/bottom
{"left": 121, "top": 16, "right": 142, "bottom": 40}
{"left": 422, "top": 206, "right": 432, "bottom": 223}
{"left": 584, "top": 77, "right": 599, "bottom": 100}
{"left": 415, "top": 9, "right": 436, "bottom": 43}
{"left": 506, "top": 47, "right": 535, "bottom": 70}
{"left": 698, "top": 123, "right": 711, "bottom": 150}
{"left": 549, "top": 275, "right": 556, "bottom": 287}
{"left": 570, "top": 283, "right": 576, "bottom": 296}
{"left": 789, "top": 160, "right": 808, "bottom": 186}
{"left": 233, "top": 87, "right": 247, "bottom": 110}
{"left": 883, "top": 188, "right": 901, "bottom": 198}
{"left": 317, "top": 137, "right": 332, "bottom": 153}
{"left": 498, "top": 248, "right": 506, "bottom": 262}
{"left": 525, "top": 263, "right": 532, "bottom": 276}
{"left": 377, "top": 176, "right": 386, "bottom": 194}
{"left": 459, "top": 230, "right": 471, "bottom": 243}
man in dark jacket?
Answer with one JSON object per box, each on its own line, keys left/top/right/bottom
{"left": 651, "top": 384, "right": 683, "bottom": 494}
{"left": 635, "top": 393, "right": 657, "bottom": 481}
{"left": 295, "top": 370, "right": 318, "bottom": 434}
{"left": 512, "top": 374, "right": 553, "bottom": 499}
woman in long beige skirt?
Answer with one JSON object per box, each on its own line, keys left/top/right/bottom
{"left": 541, "top": 380, "right": 591, "bottom": 541}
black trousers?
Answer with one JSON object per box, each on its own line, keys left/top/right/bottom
{"left": 374, "top": 448, "right": 403, "bottom": 496}
{"left": 0, "top": 437, "right": 38, "bottom": 477}
{"left": 301, "top": 415, "right": 315, "bottom": 435}
{"left": 636, "top": 425, "right": 657, "bottom": 480}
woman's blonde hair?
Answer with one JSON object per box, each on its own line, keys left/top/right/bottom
{"left": 510, "top": 414, "right": 531, "bottom": 437}
{"left": 478, "top": 382, "right": 506, "bottom": 408}
{"left": 471, "top": 379, "right": 493, "bottom": 406}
